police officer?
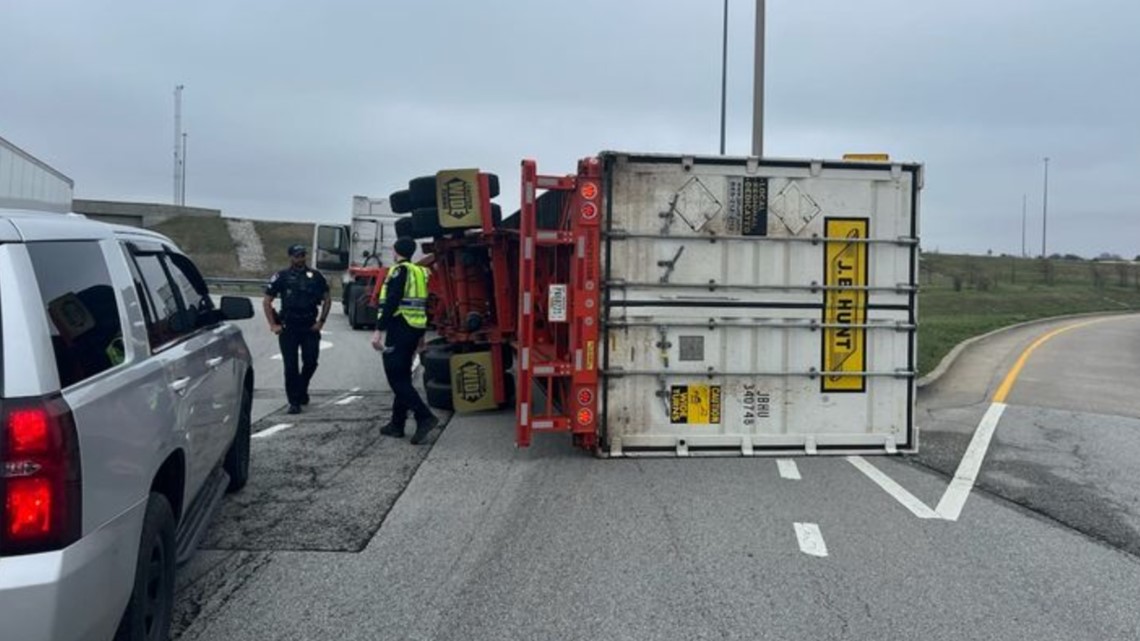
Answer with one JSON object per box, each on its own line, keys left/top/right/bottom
{"left": 371, "top": 237, "right": 440, "bottom": 444}
{"left": 264, "top": 243, "right": 331, "bottom": 414}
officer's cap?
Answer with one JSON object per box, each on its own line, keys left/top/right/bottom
{"left": 288, "top": 244, "right": 307, "bottom": 257}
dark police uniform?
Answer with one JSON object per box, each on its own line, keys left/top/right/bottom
{"left": 266, "top": 265, "right": 329, "bottom": 408}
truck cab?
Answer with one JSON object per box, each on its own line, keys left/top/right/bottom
{"left": 312, "top": 196, "right": 410, "bottom": 329}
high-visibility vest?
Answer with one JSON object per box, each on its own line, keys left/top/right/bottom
{"left": 379, "top": 260, "right": 429, "bottom": 328}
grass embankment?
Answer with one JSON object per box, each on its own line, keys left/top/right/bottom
{"left": 150, "top": 216, "right": 240, "bottom": 277}
{"left": 917, "top": 253, "right": 1140, "bottom": 375}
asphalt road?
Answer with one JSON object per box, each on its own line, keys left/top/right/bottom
{"left": 173, "top": 311, "right": 1140, "bottom": 640}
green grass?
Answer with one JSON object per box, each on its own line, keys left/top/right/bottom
{"left": 149, "top": 216, "right": 239, "bottom": 277}
{"left": 253, "top": 221, "right": 314, "bottom": 268}
{"left": 916, "top": 253, "right": 1140, "bottom": 375}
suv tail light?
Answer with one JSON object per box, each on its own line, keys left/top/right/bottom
{"left": 0, "top": 395, "right": 82, "bottom": 555}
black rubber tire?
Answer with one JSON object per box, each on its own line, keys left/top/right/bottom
{"left": 395, "top": 216, "right": 415, "bottom": 239}
{"left": 114, "top": 493, "right": 176, "bottom": 641}
{"left": 345, "top": 284, "right": 363, "bottom": 330}
{"left": 498, "top": 372, "right": 516, "bottom": 409}
{"left": 409, "top": 175, "right": 437, "bottom": 209}
{"left": 389, "top": 188, "right": 414, "bottom": 214}
{"left": 485, "top": 173, "right": 500, "bottom": 199}
{"left": 411, "top": 208, "right": 444, "bottom": 238}
{"left": 224, "top": 384, "right": 252, "bottom": 492}
{"left": 422, "top": 346, "right": 454, "bottom": 384}
{"left": 425, "top": 379, "right": 454, "bottom": 411}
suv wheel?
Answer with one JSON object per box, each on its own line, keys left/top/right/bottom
{"left": 115, "top": 493, "right": 176, "bottom": 641}
{"left": 224, "top": 385, "right": 252, "bottom": 492}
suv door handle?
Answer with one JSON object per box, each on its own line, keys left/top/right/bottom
{"left": 170, "top": 377, "right": 191, "bottom": 394}
{"left": 206, "top": 357, "right": 224, "bottom": 369}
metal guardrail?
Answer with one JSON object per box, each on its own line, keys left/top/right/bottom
{"left": 205, "top": 276, "right": 265, "bottom": 291}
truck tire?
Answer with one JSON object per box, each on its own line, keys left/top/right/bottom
{"left": 114, "top": 493, "right": 176, "bottom": 641}
{"left": 409, "top": 175, "right": 437, "bottom": 209}
{"left": 411, "top": 208, "right": 444, "bottom": 238}
{"left": 422, "top": 346, "right": 454, "bottom": 384}
{"left": 485, "top": 173, "right": 500, "bottom": 199}
{"left": 389, "top": 188, "right": 414, "bottom": 214}
{"left": 223, "top": 384, "right": 252, "bottom": 492}
{"left": 345, "top": 284, "right": 363, "bottom": 330}
{"left": 395, "top": 216, "right": 415, "bottom": 238}
{"left": 425, "top": 379, "right": 454, "bottom": 411}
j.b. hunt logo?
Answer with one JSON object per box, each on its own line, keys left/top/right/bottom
{"left": 822, "top": 218, "right": 868, "bottom": 393}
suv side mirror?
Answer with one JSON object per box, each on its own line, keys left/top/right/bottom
{"left": 220, "top": 296, "right": 255, "bottom": 320}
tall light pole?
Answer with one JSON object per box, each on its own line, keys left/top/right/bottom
{"left": 719, "top": 0, "right": 728, "bottom": 155}
{"left": 1026, "top": 191, "right": 1035, "bottom": 256}
{"left": 751, "top": 0, "right": 765, "bottom": 157}
{"left": 180, "top": 132, "right": 188, "bottom": 206}
{"left": 173, "top": 85, "right": 183, "bottom": 205}
{"left": 1041, "top": 157, "right": 1050, "bottom": 258}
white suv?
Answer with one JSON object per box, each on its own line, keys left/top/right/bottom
{"left": 0, "top": 210, "right": 255, "bottom": 641}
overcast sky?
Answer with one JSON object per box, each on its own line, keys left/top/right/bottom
{"left": 3, "top": 0, "right": 1138, "bottom": 258}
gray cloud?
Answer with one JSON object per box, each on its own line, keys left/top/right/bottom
{"left": 2, "top": 0, "right": 1137, "bottom": 258}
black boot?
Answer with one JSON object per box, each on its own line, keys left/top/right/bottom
{"left": 410, "top": 415, "right": 441, "bottom": 445}
{"left": 379, "top": 421, "right": 405, "bottom": 438}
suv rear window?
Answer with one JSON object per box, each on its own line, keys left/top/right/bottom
{"left": 26, "top": 241, "right": 126, "bottom": 388}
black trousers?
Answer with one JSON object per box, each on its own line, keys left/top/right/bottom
{"left": 382, "top": 319, "right": 431, "bottom": 426}
{"left": 279, "top": 326, "right": 320, "bottom": 406}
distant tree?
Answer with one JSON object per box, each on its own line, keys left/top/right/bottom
{"left": 1063, "top": 253, "right": 1084, "bottom": 261}
{"left": 1096, "top": 252, "right": 1123, "bottom": 261}
{"left": 1134, "top": 254, "right": 1140, "bottom": 263}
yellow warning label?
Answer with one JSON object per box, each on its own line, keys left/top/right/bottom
{"left": 823, "top": 219, "right": 869, "bottom": 392}
{"left": 436, "top": 169, "right": 486, "bottom": 229}
{"left": 669, "top": 384, "right": 722, "bottom": 424}
{"left": 450, "top": 351, "right": 498, "bottom": 412}
{"left": 585, "top": 340, "right": 595, "bottom": 371}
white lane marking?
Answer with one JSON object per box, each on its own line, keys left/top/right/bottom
{"left": 936, "top": 402, "right": 1007, "bottom": 521}
{"left": 848, "top": 456, "right": 939, "bottom": 519}
{"left": 271, "top": 340, "right": 335, "bottom": 360}
{"left": 335, "top": 395, "right": 362, "bottom": 406}
{"left": 777, "top": 459, "right": 801, "bottom": 480}
{"left": 252, "top": 423, "right": 293, "bottom": 439}
{"left": 794, "top": 523, "right": 829, "bottom": 557}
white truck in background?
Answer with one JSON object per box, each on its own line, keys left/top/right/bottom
{"left": 312, "top": 196, "right": 404, "bottom": 329}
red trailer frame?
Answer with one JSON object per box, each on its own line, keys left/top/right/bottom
{"left": 515, "top": 157, "right": 603, "bottom": 451}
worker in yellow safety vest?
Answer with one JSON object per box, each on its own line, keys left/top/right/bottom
{"left": 371, "top": 236, "right": 440, "bottom": 444}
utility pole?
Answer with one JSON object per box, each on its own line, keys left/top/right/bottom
{"left": 719, "top": 0, "right": 728, "bottom": 155}
{"left": 1041, "top": 157, "right": 1049, "bottom": 258}
{"left": 173, "top": 85, "right": 183, "bottom": 206}
{"left": 1026, "top": 191, "right": 1035, "bottom": 256}
{"left": 180, "top": 132, "right": 188, "bottom": 206}
{"left": 751, "top": 0, "right": 765, "bottom": 157}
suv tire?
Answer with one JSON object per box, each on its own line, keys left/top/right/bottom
{"left": 224, "top": 385, "right": 252, "bottom": 492}
{"left": 114, "top": 493, "right": 176, "bottom": 641}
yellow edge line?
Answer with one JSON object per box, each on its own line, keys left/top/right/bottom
{"left": 992, "top": 317, "right": 1114, "bottom": 403}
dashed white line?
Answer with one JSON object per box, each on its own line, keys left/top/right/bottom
{"left": 334, "top": 395, "right": 363, "bottom": 406}
{"left": 794, "top": 523, "right": 829, "bottom": 557}
{"left": 936, "top": 402, "right": 1007, "bottom": 521}
{"left": 777, "top": 459, "right": 801, "bottom": 480}
{"left": 252, "top": 423, "right": 293, "bottom": 439}
{"left": 847, "top": 456, "right": 938, "bottom": 519}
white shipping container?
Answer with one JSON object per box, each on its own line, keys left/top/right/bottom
{"left": 598, "top": 153, "right": 921, "bottom": 456}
